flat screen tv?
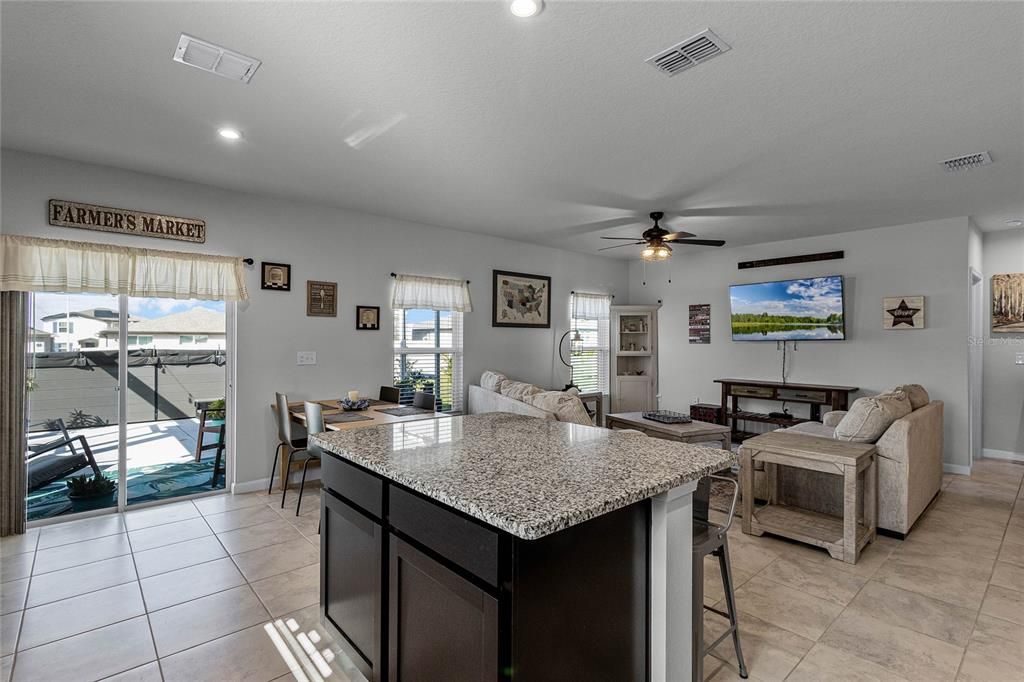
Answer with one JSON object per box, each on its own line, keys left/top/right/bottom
{"left": 730, "top": 275, "right": 846, "bottom": 341}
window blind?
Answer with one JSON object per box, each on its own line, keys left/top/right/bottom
{"left": 570, "top": 292, "right": 611, "bottom": 394}
{"left": 393, "top": 308, "right": 464, "bottom": 412}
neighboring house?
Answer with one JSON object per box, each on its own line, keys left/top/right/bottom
{"left": 27, "top": 327, "right": 53, "bottom": 353}
{"left": 99, "top": 307, "right": 226, "bottom": 350}
{"left": 40, "top": 307, "right": 122, "bottom": 351}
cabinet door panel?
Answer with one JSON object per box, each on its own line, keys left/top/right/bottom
{"left": 323, "top": 492, "right": 382, "bottom": 680}
{"left": 389, "top": 536, "right": 498, "bottom": 682}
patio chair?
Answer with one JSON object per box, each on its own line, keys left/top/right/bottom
{"left": 193, "top": 398, "right": 225, "bottom": 462}
{"left": 379, "top": 386, "right": 401, "bottom": 403}
{"left": 413, "top": 391, "right": 435, "bottom": 410}
{"left": 25, "top": 418, "right": 103, "bottom": 493}
{"left": 210, "top": 424, "right": 226, "bottom": 489}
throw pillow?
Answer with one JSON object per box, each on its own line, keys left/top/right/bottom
{"left": 500, "top": 380, "right": 543, "bottom": 401}
{"left": 835, "top": 389, "right": 911, "bottom": 443}
{"left": 555, "top": 395, "right": 594, "bottom": 426}
{"left": 892, "top": 384, "right": 930, "bottom": 410}
{"left": 523, "top": 390, "right": 566, "bottom": 413}
{"left": 480, "top": 370, "right": 507, "bottom": 392}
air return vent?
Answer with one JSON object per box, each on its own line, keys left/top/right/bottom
{"left": 173, "top": 34, "right": 261, "bottom": 84}
{"left": 646, "top": 29, "right": 731, "bottom": 77}
{"left": 941, "top": 151, "right": 993, "bottom": 172}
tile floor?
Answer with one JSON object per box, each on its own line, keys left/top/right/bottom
{"left": 1, "top": 487, "right": 362, "bottom": 682}
{"left": 3, "top": 459, "right": 1023, "bottom": 681}
{"left": 703, "top": 458, "right": 1024, "bottom": 681}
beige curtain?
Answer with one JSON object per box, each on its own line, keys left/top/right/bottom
{"left": 0, "top": 234, "right": 248, "bottom": 301}
{"left": 1, "top": 291, "right": 28, "bottom": 536}
{"left": 391, "top": 273, "right": 472, "bottom": 312}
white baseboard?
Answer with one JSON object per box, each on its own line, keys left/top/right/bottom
{"left": 982, "top": 448, "right": 1024, "bottom": 463}
{"left": 943, "top": 463, "right": 972, "bottom": 476}
{"left": 232, "top": 469, "right": 322, "bottom": 495}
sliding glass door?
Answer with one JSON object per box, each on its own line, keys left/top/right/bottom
{"left": 25, "top": 293, "right": 230, "bottom": 521}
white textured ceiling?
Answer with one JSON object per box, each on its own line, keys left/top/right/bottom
{"left": 3, "top": 1, "right": 1022, "bottom": 257}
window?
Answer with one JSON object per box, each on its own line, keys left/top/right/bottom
{"left": 570, "top": 292, "right": 612, "bottom": 394}
{"left": 393, "top": 308, "right": 464, "bottom": 412}
{"left": 195, "top": 335, "right": 208, "bottom": 344}
{"left": 179, "top": 335, "right": 193, "bottom": 344}
{"left": 55, "top": 342, "right": 69, "bottom": 352}
{"left": 127, "top": 335, "right": 153, "bottom": 346}
{"left": 53, "top": 320, "right": 73, "bottom": 333}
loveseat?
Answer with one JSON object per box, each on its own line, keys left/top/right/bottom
{"left": 467, "top": 371, "right": 594, "bottom": 425}
{"left": 769, "top": 384, "right": 943, "bottom": 537}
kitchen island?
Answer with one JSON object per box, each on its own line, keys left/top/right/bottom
{"left": 312, "top": 412, "right": 734, "bottom": 682}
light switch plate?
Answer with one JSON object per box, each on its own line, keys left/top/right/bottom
{"left": 297, "top": 351, "right": 317, "bottom": 366}
{"left": 1016, "top": 352, "right": 1024, "bottom": 366}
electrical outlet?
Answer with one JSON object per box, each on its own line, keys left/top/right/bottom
{"left": 296, "top": 351, "right": 317, "bottom": 366}
{"left": 1016, "top": 352, "right": 1024, "bottom": 366}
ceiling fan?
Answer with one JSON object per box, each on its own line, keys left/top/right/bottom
{"left": 599, "top": 211, "right": 725, "bottom": 260}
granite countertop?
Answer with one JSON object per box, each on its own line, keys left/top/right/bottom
{"left": 311, "top": 412, "right": 735, "bottom": 540}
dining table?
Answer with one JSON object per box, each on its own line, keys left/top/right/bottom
{"left": 271, "top": 398, "right": 447, "bottom": 490}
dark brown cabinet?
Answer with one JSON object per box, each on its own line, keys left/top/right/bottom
{"left": 388, "top": 537, "right": 498, "bottom": 682}
{"left": 322, "top": 492, "right": 384, "bottom": 682}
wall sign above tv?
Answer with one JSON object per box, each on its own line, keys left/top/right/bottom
{"left": 737, "top": 251, "right": 844, "bottom": 270}
{"left": 730, "top": 275, "right": 846, "bottom": 341}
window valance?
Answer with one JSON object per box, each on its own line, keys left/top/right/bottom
{"left": 391, "top": 273, "right": 472, "bottom": 312}
{"left": 0, "top": 235, "right": 248, "bottom": 301}
{"left": 571, "top": 292, "right": 612, "bottom": 320}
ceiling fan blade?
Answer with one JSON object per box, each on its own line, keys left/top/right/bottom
{"left": 671, "top": 239, "right": 726, "bottom": 247}
{"left": 598, "top": 242, "right": 643, "bottom": 251}
{"left": 600, "top": 236, "right": 645, "bottom": 240}
{"left": 661, "top": 231, "right": 696, "bottom": 241}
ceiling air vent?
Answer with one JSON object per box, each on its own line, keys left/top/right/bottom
{"left": 941, "top": 151, "right": 993, "bottom": 172}
{"left": 646, "top": 29, "right": 731, "bottom": 77}
{"left": 173, "top": 34, "right": 261, "bottom": 84}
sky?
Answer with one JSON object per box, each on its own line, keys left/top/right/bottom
{"left": 31, "top": 293, "right": 224, "bottom": 329}
{"left": 730, "top": 276, "right": 844, "bottom": 318}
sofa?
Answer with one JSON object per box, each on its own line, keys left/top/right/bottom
{"left": 768, "top": 385, "right": 943, "bottom": 537}
{"left": 467, "top": 371, "right": 594, "bottom": 425}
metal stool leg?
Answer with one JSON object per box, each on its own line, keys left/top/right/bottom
{"left": 718, "top": 537, "right": 748, "bottom": 679}
{"left": 268, "top": 442, "right": 283, "bottom": 494}
{"left": 296, "top": 457, "right": 313, "bottom": 516}
{"left": 280, "top": 448, "right": 296, "bottom": 509}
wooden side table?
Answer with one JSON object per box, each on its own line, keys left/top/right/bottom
{"left": 739, "top": 431, "right": 877, "bottom": 564}
{"left": 605, "top": 412, "right": 732, "bottom": 451}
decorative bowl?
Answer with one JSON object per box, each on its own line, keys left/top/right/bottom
{"left": 340, "top": 398, "right": 371, "bottom": 411}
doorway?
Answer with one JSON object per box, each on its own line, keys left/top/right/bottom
{"left": 25, "top": 292, "right": 233, "bottom": 522}
{"left": 968, "top": 267, "right": 984, "bottom": 463}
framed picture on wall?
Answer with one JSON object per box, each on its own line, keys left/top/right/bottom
{"left": 492, "top": 270, "right": 551, "bottom": 328}
{"left": 356, "top": 305, "right": 380, "bottom": 330}
{"left": 261, "top": 262, "right": 291, "bottom": 291}
{"left": 883, "top": 296, "right": 925, "bottom": 329}
{"left": 992, "top": 273, "right": 1024, "bottom": 332}
{"left": 307, "top": 280, "right": 338, "bottom": 317}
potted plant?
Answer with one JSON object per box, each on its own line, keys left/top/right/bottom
{"left": 65, "top": 474, "right": 117, "bottom": 512}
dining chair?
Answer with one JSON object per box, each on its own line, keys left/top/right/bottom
{"left": 379, "top": 385, "right": 401, "bottom": 403}
{"left": 693, "top": 474, "right": 748, "bottom": 680}
{"left": 293, "top": 401, "right": 324, "bottom": 516}
{"left": 413, "top": 391, "right": 435, "bottom": 410}
{"left": 270, "top": 392, "right": 308, "bottom": 497}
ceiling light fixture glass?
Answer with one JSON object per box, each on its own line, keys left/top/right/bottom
{"left": 641, "top": 244, "right": 672, "bottom": 262}
{"left": 509, "top": 0, "right": 543, "bottom": 18}
{"left": 218, "top": 127, "right": 242, "bottom": 141}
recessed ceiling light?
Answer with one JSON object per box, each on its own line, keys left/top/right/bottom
{"left": 218, "top": 127, "right": 242, "bottom": 141}
{"left": 510, "top": 0, "right": 543, "bottom": 18}
{"left": 1006, "top": 219, "right": 1023, "bottom": 227}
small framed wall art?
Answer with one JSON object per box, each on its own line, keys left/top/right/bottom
{"left": 992, "top": 273, "right": 1024, "bottom": 332}
{"left": 356, "top": 305, "right": 380, "bottom": 330}
{"left": 883, "top": 296, "right": 924, "bottom": 329}
{"left": 307, "top": 280, "right": 338, "bottom": 317}
{"left": 688, "top": 304, "right": 711, "bottom": 344}
{"left": 492, "top": 270, "right": 551, "bottom": 328}
{"left": 261, "top": 262, "right": 291, "bottom": 291}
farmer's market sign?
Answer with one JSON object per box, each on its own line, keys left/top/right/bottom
{"left": 48, "top": 199, "right": 206, "bottom": 244}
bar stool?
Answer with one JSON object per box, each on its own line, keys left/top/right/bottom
{"left": 694, "top": 474, "right": 748, "bottom": 679}
{"left": 379, "top": 386, "right": 401, "bottom": 403}
{"left": 294, "top": 401, "right": 324, "bottom": 517}
{"left": 269, "top": 392, "right": 308, "bottom": 496}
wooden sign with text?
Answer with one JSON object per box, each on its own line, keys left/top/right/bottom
{"left": 48, "top": 199, "right": 206, "bottom": 243}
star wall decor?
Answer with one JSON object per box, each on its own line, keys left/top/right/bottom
{"left": 883, "top": 296, "right": 925, "bottom": 329}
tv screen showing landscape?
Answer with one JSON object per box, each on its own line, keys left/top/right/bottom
{"left": 730, "top": 276, "right": 846, "bottom": 341}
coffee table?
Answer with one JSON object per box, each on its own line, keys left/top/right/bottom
{"left": 738, "top": 431, "right": 877, "bottom": 564}
{"left": 605, "top": 412, "right": 731, "bottom": 451}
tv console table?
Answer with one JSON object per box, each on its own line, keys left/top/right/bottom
{"left": 713, "top": 379, "right": 859, "bottom": 442}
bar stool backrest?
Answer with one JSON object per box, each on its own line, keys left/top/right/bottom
{"left": 304, "top": 401, "right": 325, "bottom": 436}
{"left": 275, "top": 392, "right": 295, "bottom": 444}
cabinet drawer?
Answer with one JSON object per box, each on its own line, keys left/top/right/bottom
{"left": 731, "top": 386, "right": 774, "bottom": 398}
{"left": 322, "top": 454, "right": 383, "bottom": 519}
{"left": 777, "top": 388, "right": 827, "bottom": 402}
{"left": 389, "top": 487, "right": 499, "bottom": 587}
